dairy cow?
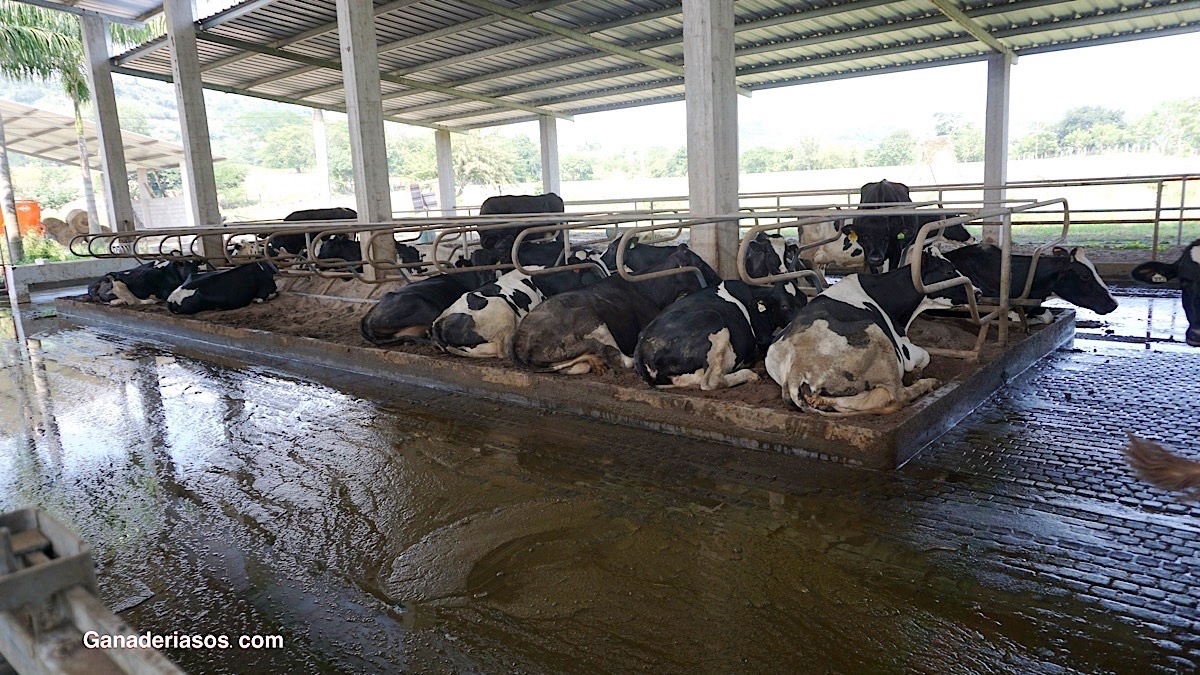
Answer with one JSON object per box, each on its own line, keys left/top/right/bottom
{"left": 269, "top": 207, "right": 358, "bottom": 256}
{"left": 167, "top": 262, "right": 277, "bottom": 315}
{"left": 797, "top": 218, "right": 864, "bottom": 275}
{"left": 845, "top": 180, "right": 973, "bottom": 273}
{"left": 431, "top": 251, "right": 605, "bottom": 358}
{"left": 513, "top": 245, "right": 720, "bottom": 375}
{"left": 944, "top": 244, "right": 1118, "bottom": 322}
{"left": 477, "top": 193, "right": 565, "bottom": 254}
{"left": 87, "top": 259, "right": 195, "bottom": 305}
{"left": 359, "top": 265, "right": 498, "bottom": 345}
{"left": 633, "top": 279, "right": 806, "bottom": 390}
{"left": 1130, "top": 239, "right": 1200, "bottom": 346}
{"left": 765, "top": 250, "right": 972, "bottom": 415}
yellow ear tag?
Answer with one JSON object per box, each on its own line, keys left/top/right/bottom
{"left": 896, "top": 232, "right": 906, "bottom": 240}
{"left": 848, "top": 232, "right": 858, "bottom": 242}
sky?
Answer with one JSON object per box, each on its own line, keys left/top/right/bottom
{"left": 500, "top": 31, "right": 1200, "bottom": 152}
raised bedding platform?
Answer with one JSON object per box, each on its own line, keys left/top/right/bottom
{"left": 56, "top": 281, "right": 1074, "bottom": 469}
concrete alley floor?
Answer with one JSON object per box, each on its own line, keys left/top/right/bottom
{"left": 0, "top": 286, "right": 1197, "bottom": 673}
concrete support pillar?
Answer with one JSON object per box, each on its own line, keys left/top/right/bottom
{"left": 435, "top": 129, "right": 456, "bottom": 217}
{"left": 164, "top": 0, "right": 222, "bottom": 256}
{"left": 683, "top": 0, "right": 739, "bottom": 279}
{"left": 983, "top": 52, "right": 1014, "bottom": 347}
{"left": 336, "top": 0, "right": 392, "bottom": 278}
{"left": 312, "top": 108, "right": 331, "bottom": 207}
{"left": 539, "top": 115, "right": 560, "bottom": 195}
{"left": 982, "top": 52, "right": 1012, "bottom": 246}
{"left": 81, "top": 14, "right": 136, "bottom": 233}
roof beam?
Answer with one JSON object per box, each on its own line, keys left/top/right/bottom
{"left": 193, "top": 31, "right": 573, "bottom": 120}
{"left": 112, "top": 64, "right": 447, "bottom": 131}
{"left": 10, "top": 0, "right": 145, "bottom": 25}
{"left": 928, "top": 0, "right": 1015, "bottom": 61}
{"left": 197, "top": 0, "right": 425, "bottom": 73}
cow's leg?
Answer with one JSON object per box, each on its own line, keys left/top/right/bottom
{"left": 714, "top": 368, "right": 759, "bottom": 389}
{"left": 804, "top": 385, "right": 900, "bottom": 415}
{"left": 894, "top": 377, "right": 939, "bottom": 405}
{"left": 550, "top": 353, "right": 607, "bottom": 375}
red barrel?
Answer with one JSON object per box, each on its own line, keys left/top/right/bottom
{"left": 15, "top": 200, "right": 43, "bottom": 237}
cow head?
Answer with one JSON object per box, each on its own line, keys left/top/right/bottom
{"left": 846, "top": 180, "right": 917, "bottom": 274}
{"left": 751, "top": 280, "right": 807, "bottom": 335}
{"left": 744, "top": 232, "right": 785, "bottom": 279}
{"left": 1132, "top": 239, "right": 1200, "bottom": 346}
{"left": 1050, "top": 247, "right": 1118, "bottom": 315}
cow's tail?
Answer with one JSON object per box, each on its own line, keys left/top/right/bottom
{"left": 1125, "top": 435, "right": 1200, "bottom": 499}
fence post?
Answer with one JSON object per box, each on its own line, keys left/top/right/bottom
{"left": 1178, "top": 177, "right": 1189, "bottom": 247}
{"left": 1152, "top": 179, "right": 1164, "bottom": 261}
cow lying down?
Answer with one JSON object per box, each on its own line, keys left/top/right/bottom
{"left": 431, "top": 252, "right": 606, "bottom": 358}
{"left": 766, "top": 250, "right": 972, "bottom": 415}
{"left": 167, "top": 262, "right": 278, "bottom": 315}
{"left": 634, "top": 279, "right": 806, "bottom": 390}
{"left": 1125, "top": 435, "right": 1200, "bottom": 499}
{"left": 88, "top": 259, "right": 195, "bottom": 305}
{"left": 944, "top": 244, "right": 1117, "bottom": 324}
{"left": 513, "top": 245, "right": 720, "bottom": 375}
{"left": 360, "top": 266, "right": 498, "bottom": 345}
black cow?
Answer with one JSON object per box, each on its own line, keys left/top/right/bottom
{"left": 359, "top": 266, "right": 498, "bottom": 345}
{"left": 599, "top": 237, "right": 681, "bottom": 273}
{"left": 633, "top": 279, "right": 806, "bottom": 390}
{"left": 313, "top": 234, "right": 363, "bottom": 272}
{"left": 944, "top": 244, "right": 1118, "bottom": 321}
{"left": 166, "top": 262, "right": 277, "bottom": 315}
{"left": 477, "top": 193, "right": 565, "bottom": 254}
{"left": 267, "top": 207, "right": 358, "bottom": 255}
{"left": 1130, "top": 239, "right": 1200, "bottom": 346}
{"left": 846, "top": 180, "right": 972, "bottom": 273}
{"left": 87, "top": 259, "right": 195, "bottom": 305}
{"left": 766, "top": 250, "right": 972, "bottom": 415}
{"left": 513, "top": 245, "right": 720, "bottom": 375}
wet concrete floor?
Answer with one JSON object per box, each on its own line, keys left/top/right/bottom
{"left": 1, "top": 286, "right": 1198, "bottom": 673}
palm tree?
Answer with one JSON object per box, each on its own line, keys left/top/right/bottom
{"left": 0, "top": 1, "right": 161, "bottom": 262}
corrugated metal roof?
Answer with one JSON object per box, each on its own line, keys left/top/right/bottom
{"left": 0, "top": 98, "right": 218, "bottom": 170}
{"left": 99, "top": 0, "right": 1200, "bottom": 131}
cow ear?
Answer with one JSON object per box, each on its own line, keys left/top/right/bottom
{"left": 1131, "top": 261, "right": 1178, "bottom": 284}
{"left": 1069, "top": 246, "right": 1081, "bottom": 259}
{"left": 1051, "top": 246, "right": 1069, "bottom": 257}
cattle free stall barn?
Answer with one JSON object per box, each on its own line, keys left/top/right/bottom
{"left": 5, "top": 0, "right": 1200, "bottom": 672}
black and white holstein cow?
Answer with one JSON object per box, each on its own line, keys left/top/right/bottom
{"left": 766, "top": 250, "right": 973, "bottom": 415}
{"left": 431, "top": 250, "right": 606, "bottom": 358}
{"left": 944, "top": 244, "right": 1118, "bottom": 323}
{"left": 87, "top": 258, "right": 195, "bottom": 305}
{"left": 513, "top": 245, "right": 720, "bottom": 375}
{"left": 1130, "top": 239, "right": 1199, "bottom": 346}
{"left": 633, "top": 279, "right": 806, "bottom": 390}
{"left": 845, "top": 180, "right": 974, "bottom": 274}
{"left": 795, "top": 217, "right": 864, "bottom": 276}
{"left": 359, "top": 265, "right": 499, "bottom": 345}
{"left": 167, "top": 262, "right": 277, "bottom": 315}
